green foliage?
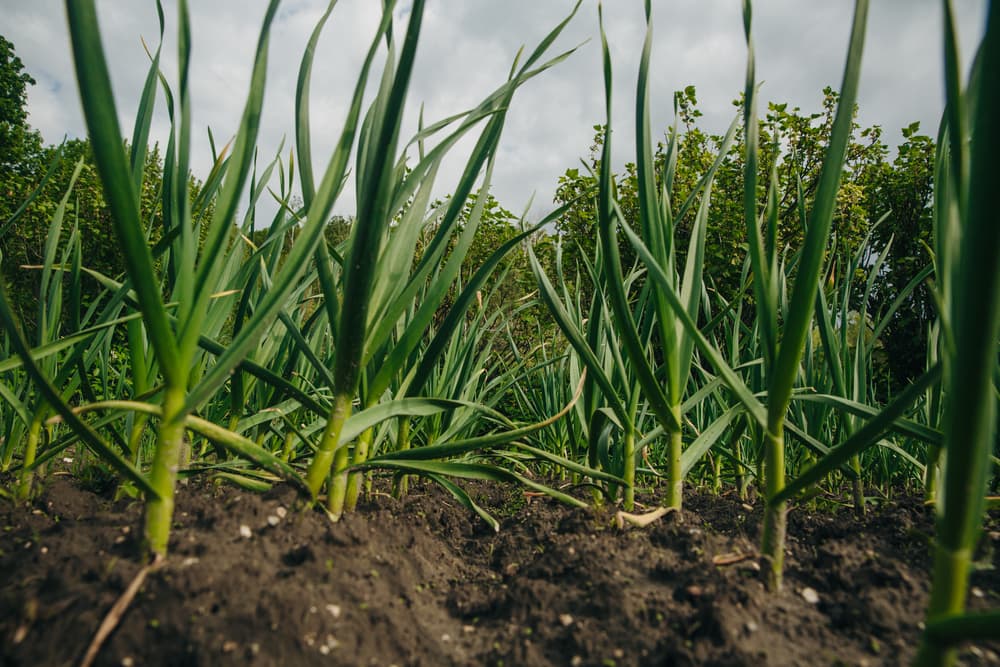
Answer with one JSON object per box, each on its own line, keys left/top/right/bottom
{"left": 0, "top": 139, "right": 166, "bottom": 326}
{"left": 0, "top": 35, "right": 43, "bottom": 183}
{"left": 552, "top": 85, "right": 935, "bottom": 395}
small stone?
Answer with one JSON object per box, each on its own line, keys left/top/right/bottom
{"left": 326, "top": 604, "right": 341, "bottom": 619}
{"left": 571, "top": 657, "right": 583, "bottom": 667}
{"left": 741, "top": 503, "right": 754, "bottom": 511}
{"left": 114, "top": 536, "right": 126, "bottom": 545}
{"left": 222, "top": 640, "right": 238, "bottom": 653}
{"left": 800, "top": 587, "right": 820, "bottom": 604}
{"left": 441, "top": 634, "right": 451, "bottom": 642}
{"left": 685, "top": 585, "right": 703, "bottom": 597}
{"left": 567, "top": 546, "right": 576, "bottom": 556}
{"left": 249, "top": 643, "right": 260, "bottom": 656}
{"left": 462, "top": 625, "right": 476, "bottom": 634}
{"left": 40, "top": 547, "right": 47, "bottom": 555}
{"left": 745, "top": 621, "right": 759, "bottom": 633}
{"left": 559, "top": 614, "right": 574, "bottom": 627}
{"left": 267, "top": 515, "right": 280, "bottom": 527}
{"left": 63, "top": 457, "right": 74, "bottom": 464}
{"left": 319, "top": 645, "right": 330, "bottom": 655}
{"left": 239, "top": 525, "right": 252, "bottom": 539}
{"left": 613, "top": 648, "right": 625, "bottom": 659}
{"left": 121, "top": 526, "right": 131, "bottom": 534}
{"left": 276, "top": 507, "right": 288, "bottom": 519}
{"left": 182, "top": 557, "right": 199, "bottom": 567}
{"left": 971, "top": 587, "right": 984, "bottom": 599}
{"left": 309, "top": 606, "right": 317, "bottom": 614}
{"left": 121, "top": 658, "right": 135, "bottom": 667}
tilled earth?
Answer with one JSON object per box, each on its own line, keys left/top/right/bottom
{"left": 1, "top": 475, "right": 998, "bottom": 666}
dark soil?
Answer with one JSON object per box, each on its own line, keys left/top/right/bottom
{"left": 1, "top": 475, "right": 998, "bottom": 666}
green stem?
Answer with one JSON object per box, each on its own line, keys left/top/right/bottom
{"left": 760, "top": 425, "right": 786, "bottom": 591}
{"left": 305, "top": 392, "right": 353, "bottom": 499}
{"left": 143, "top": 385, "right": 187, "bottom": 559}
{"left": 127, "top": 414, "right": 149, "bottom": 466}
{"left": 914, "top": 544, "right": 971, "bottom": 667}
{"left": 665, "top": 415, "right": 683, "bottom": 509}
{"left": 392, "top": 418, "right": 411, "bottom": 499}
{"left": 924, "top": 443, "right": 941, "bottom": 503}
{"left": 622, "top": 428, "right": 636, "bottom": 511}
{"left": 851, "top": 454, "right": 865, "bottom": 517}
{"left": 712, "top": 454, "right": 723, "bottom": 496}
{"left": 16, "top": 414, "right": 44, "bottom": 502}
{"left": 280, "top": 431, "right": 294, "bottom": 462}
{"left": 326, "top": 445, "right": 351, "bottom": 520}
{"left": 344, "top": 427, "right": 373, "bottom": 511}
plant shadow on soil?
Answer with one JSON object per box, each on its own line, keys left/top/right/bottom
{"left": 1, "top": 475, "right": 998, "bottom": 667}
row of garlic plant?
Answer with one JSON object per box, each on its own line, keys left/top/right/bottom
{"left": 0, "top": 0, "right": 995, "bottom": 657}
{"left": 523, "top": 0, "right": 998, "bottom": 659}
{"left": 0, "top": 0, "right": 622, "bottom": 559}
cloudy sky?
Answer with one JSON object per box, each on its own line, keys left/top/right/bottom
{"left": 4, "top": 1, "right": 987, "bottom": 219}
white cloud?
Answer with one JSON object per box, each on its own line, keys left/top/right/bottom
{"left": 4, "top": 0, "right": 986, "bottom": 220}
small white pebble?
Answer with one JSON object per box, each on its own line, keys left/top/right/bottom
{"left": 745, "top": 621, "right": 759, "bottom": 633}
{"left": 571, "top": 657, "right": 583, "bottom": 667}
{"left": 182, "top": 557, "right": 199, "bottom": 567}
{"left": 613, "top": 648, "right": 624, "bottom": 659}
{"left": 559, "top": 614, "right": 574, "bottom": 627}
{"left": 267, "top": 515, "right": 280, "bottom": 527}
{"left": 114, "top": 536, "right": 126, "bottom": 545}
{"left": 121, "top": 658, "right": 134, "bottom": 667}
{"left": 309, "top": 606, "right": 317, "bottom": 614}
{"left": 971, "top": 586, "right": 984, "bottom": 599}
{"left": 121, "top": 526, "right": 131, "bottom": 534}
{"left": 222, "top": 640, "right": 238, "bottom": 653}
{"left": 326, "top": 604, "right": 341, "bottom": 619}
{"left": 63, "top": 457, "right": 74, "bottom": 464}
{"left": 239, "top": 525, "right": 252, "bottom": 539}
{"left": 801, "top": 587, "right": 820, "bottom": 604}
{"left": 276, "top": 507, "right": 288, "bottom": 519}
{"left": 462, "top": 625, "right": 475, "bottom": 634}
{"left": 567, "top": 547, "right": 575, "bottom": 556}
{"left": 40, "top": 547, "right": 48, "bottom": 555}
{"left": 249, "top": 643, "right": 260, "bottom": 656}
{"left": 319, "top": 645, "right": 330, "bottom": 655}
{"left": 441, "top": 634, "right": 451, "bottom": 643}
{"left": 23, "top": 541, "right": 31, "bottom": 550}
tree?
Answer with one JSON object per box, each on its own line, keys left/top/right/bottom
{"left": 857, "top": 122, "right": 936, "bottom": 388}
{"left": 0, "top": 35, "right": 44, "bottom": 221}
{"left": 1, "top": 139, "right": 166, "bottom": 327}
